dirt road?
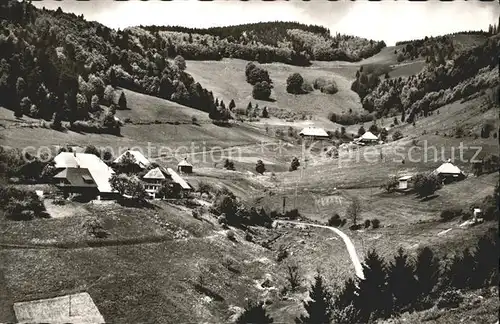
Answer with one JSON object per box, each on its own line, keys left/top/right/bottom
{"left": 274, "top": 220, "right": 365, "bottom": 280}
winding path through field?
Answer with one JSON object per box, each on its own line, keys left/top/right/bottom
{"left": 274, "top": 220, "right": 365, "bottom": 280}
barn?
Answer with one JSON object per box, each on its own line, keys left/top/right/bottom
{"left": 432, "top": 160, "right": 466, "bottom": 183}
{"left": 177, "top": 158, "right": 193, "bottom": 174}
{"left": 299, "top": 127, "right": 329, "bottom": 140}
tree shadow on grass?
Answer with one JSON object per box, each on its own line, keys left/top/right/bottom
{"left": 419, "top": 194, "right": 439, "bottom": 202}
{"left": 116, "top": 197, "right": 161, "bottom": 209}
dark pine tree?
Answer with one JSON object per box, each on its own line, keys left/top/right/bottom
{"left": 118, "top": 91, "right": 127, "bottom": 110}
{"left": 295, "top": 273, "right": 333, "bottom": 324}
{"left": 414, "top": 246, "right": 440, "bottom": 299}
{"left": 110, "top": 67, "right": 117, "bottom": 87}
{"left": 229, "top": 99, "right": 236, "bottom": 111}
{"left": 387, "top": 247, "right": 419, "bottom": 313}
{"left": 332, "top": 278, "right": 361, "bottom": 324}
{"left": 355, "top": 250, "right": 392, "bottom": 322}
{"left": 236, "top": 301, "right": 273, "bottom": 324}
{"left": 470, "top": 232, "right": 498, "bottom": 288}
{"left": 444, "top": 248, "right": 475, "bottom": 290}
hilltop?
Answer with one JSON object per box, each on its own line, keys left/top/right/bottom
{"left": 140, "top": 21, "right": 386, "bottom": 65}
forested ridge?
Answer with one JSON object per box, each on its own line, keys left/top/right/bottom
{"left": 140, "top": 21, "right": 386, "bottom": 65}
{"left": 0, "top": 0, "right": 220, "bottom": 133}
{"left": 351, "top": 31, "right": 500, "bottom": 122}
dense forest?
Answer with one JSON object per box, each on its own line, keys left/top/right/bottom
{"left": 140, "top": 22, "right": 386, "bottom": 65}
{"left": 0, "top": 0, "right": 221, "bottom": 133}
{"left": 351, "top": 32, "right": 500, "bottom": 121}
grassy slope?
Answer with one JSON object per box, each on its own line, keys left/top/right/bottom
{"left": 0, "top": 200, "right": 285, "bottom": 323}
{"left": 185, "top": 58, "right": 364, "bottom": 122}
{"left": 0, "top": 86, "right": 277, "bottom": 164}
{"left": 114, "top": 88, "right": 210, "bottom": 123}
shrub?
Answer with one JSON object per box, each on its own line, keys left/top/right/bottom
{"left": 480, "top": 121, "right": 494, "bottom": 138}
{"left": 0, "top": 186, "right": 46, "bottom": 221}
{"left": 289, "top": 157, "right": 300, "bottom": 171}
{"left": 192, "top": 209, "right": 201, "bottom": 219}
{"left": 224, "top": 159, "right": 235, "bottom": 171}
{"left": 252, "top": 81, "right": 273, "bottom": 100}
{"left": 284, "top": 208, "right": 299, "bottom": 220}
{"left": 371, "top": 219, "right": 380, "bottom": 229}
{"left": 436, "top": 290, "right": 463, "bottom": 309}
{"left": 226, "top": 230, "right": 236, "bottom": 241}
{"left": 320, "top": 80, "right": 338, "bottom": 94}
{"left": 392, "top": 130, "right": 403, "bottom": 141}
{"left": 328, "top": 214, "right": 342, "bottom": 227}
{"left": 413, "top": 173, "right": 442, "bottom": 198}
{"left": 191, "top": 116, "right": 198, "bottom": 125}
{"left": 245, "top": 232, "right": 253, "bottom": 242}
{"left": 256, "top": 160, "right": 266, "bottom": 174}
{"left": 247, "top": 66, "right": 272, "bottom": 86}
{"left": 364, "top": 219, "right": 371, "bottom": 228}
{"left": 440, "top": 208, "right": 462, "bottom": 222}
{"left": 277, "top": 245, "right": 289, "bottom": 262}
{"left": 313, "top": 77, "right": 327, "bottom": 90}
{"left": 83, "top": 217, "right": 109, "bottom": 238}
{"left": 174, "top": 55, "right": 187, "bottom": 70}
{"left": 286, "top": 73, "right": 305, "bottom": 94}
{"left": 53, "top": 198, "right": 66, "bottom": 205}
{"left": 301, "top": 79, "right": 313, "bottom": 94}
{"left": 454, "top": 125, "right": 465, "bottom": 138}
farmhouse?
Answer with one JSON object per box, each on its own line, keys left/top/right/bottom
{"left": 432, "top": 160, "right": 466, "bottom": 183}
{"left": 177, "top": 158, "right": 193, "bottom": 174}
{"left": 167, "top": 167, "right": 192, "bottom": 191}
{"left": 356, "top": 131, "right": 379, "bottom": 145}
{"left": 143, "top": 167, "right": 170, "bottom": 199}
{"left": 53, "top": 167, "right": 98, "bottom": 198}
{"left": 299, "top": 127, "right": 329, "bottom": 140}
{"left": 54, "top": 152, "right": 116, "bottom": 199}
{"left": 113, "top": 150, "right": 151, "bottom": 169}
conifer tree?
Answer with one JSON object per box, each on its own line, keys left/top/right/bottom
{"left": 229, "top": 99, "right": 236, "bottom": 111}
{"left": 387, "top": 247, "right": 418, "bottom": 312}
{"left": 415, "top": 246, "right": 440, "bottom": 299}
{"left": 295, "top": 273, "right": 333, "bottom": 324}
{"left": 355, "top": 250, "right": 392, "bottom": 322}
{"left": 470, "top": 234, "right": 497, "bottom": 288}
{"left": 118, "top": 91, "right": 127, "bottom": 110}
{"left": 236, "top": 300, "right": 273, "bottom": 324}
{"left": 246, "top": 102, "right": 253, "bottom": 116}
{"left": 261, "top": 106, "right": 269, "bottom": 118}
{"left": 445, "top": 248, "right": 475, "bottom": 290}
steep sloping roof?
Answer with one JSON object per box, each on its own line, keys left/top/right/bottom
{"left": 167, "top": 168, "right": 191, "bottom": 190}
{"left": 13, "top": 292, "right": 105, "bottom": 324}
{"left": 113, "top": 150, "right": 151, "bottom": 168}
{"left": 359, "top": 131, "right": 378, "bottom": 141}
{"left": 54, "top": 168, "right": 97, "bottom": 188}
{"left": 54, "top": 152, "right": 79, "bottom": 168}
{"left": 299, "top": 127, "right": 329, "bottom": 137}
{"left": 53, "top": 152, "right": 115, "bottom": 193}
{"left": 177, "top": 158, "right": 193, "bottom": 167}
{"left": 434, "top": 162, "right": 463, "bottom": 175}
{"left": 143, "top": 167, "right": 167, "bottom": 180}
